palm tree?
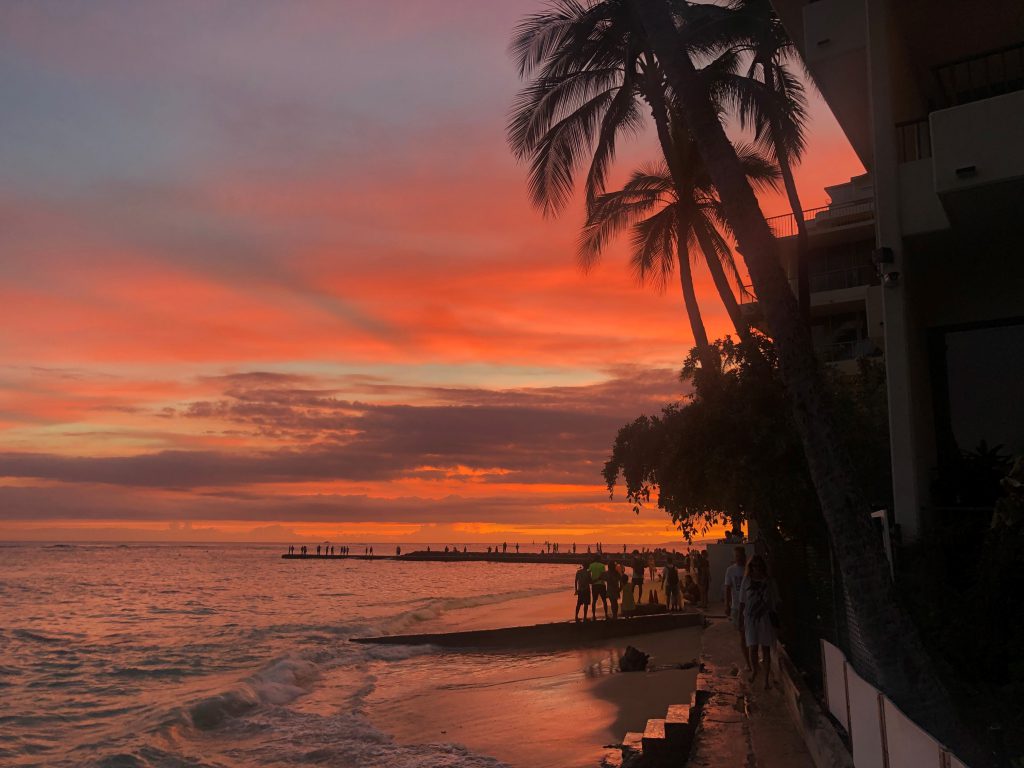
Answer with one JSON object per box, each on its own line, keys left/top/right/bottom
{"left": 630, "top": 0, "right": 983, "bottom": 762}
{"left": 728, "top": 0, "right": 812, "bottom": 319}
{"left": 508, "top": 2, "right": 761, "bottom": 362}
{"left": 507, "top": 0, "right": 648, "bottom": 217}
{"left": 578, "top": 143, "right": 777, "bottom": 367}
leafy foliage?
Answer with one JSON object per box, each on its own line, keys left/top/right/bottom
{"left": 603, "top": 336, "right": 891, "bottom": 541}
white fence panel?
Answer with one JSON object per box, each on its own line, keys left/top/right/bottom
{"left": 846, "top": 664, "right": 885, "bottom": 768}
{"left": 821, "top": 640, "right": 849, "bottom": 731}
{"left": 882, "top": 697, "right": 943, "bottom": 768}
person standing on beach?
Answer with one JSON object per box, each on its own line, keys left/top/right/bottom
{"left": 665, "top": 559, "right": 681, "bottom": 611}
{"left": 620, "top": 565, "right": 635, "bottom": 614}
{"left": 574, "top": 564, "right": 591, "bottom": 622}
{"left": 630, "top": 551, "right": 645, "bottom": 603}
{"left": 739, "top": 555, "right": 780, "bottom": 689}
{"left": 724, "top": 546, "right": 749, "bottom": 670}
{"left": 605, "top": 561, "right": 621, "bottom": 619}
{"left": 697, "top": 551, "right": 710, "bottom": 609}
{"left": 589, "top": 556, "right": 608, "bottom": 619}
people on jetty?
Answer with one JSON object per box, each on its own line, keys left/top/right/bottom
{"left": 724, "top": 546, "right": 749, "bottom": 670}
{"left": 574, "top": 563, "right": 591, "bottom": 622}
{"left": 589, "top": 556, "right": 608, "bottom": 619}
{"left": 740, "top": 555, "right": 780, "bottom": 690}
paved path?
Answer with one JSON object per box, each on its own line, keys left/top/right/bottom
{"left": 689, "top": 610, "right": 816, "bottom": 768}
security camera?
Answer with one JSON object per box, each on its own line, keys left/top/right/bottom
{"left": 883, "top": 271, "right": 900, "bottom": 286}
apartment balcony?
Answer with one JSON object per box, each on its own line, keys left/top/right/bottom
{"left": 766, "top": 199, "right": 874, "bottom": 242}
{"left": 896, "top": 43, "right": 1024, "bottom": 228}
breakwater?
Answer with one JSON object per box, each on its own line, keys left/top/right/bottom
{"left": 351, "top": 611, "right": 703, "bottom": 649}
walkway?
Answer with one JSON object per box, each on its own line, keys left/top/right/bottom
{"left": 689, "top": 610, "right": 816, "bottom": 768}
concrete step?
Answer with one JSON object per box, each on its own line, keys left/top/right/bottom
{"left": 642, "top": 718, "right": 669, "bottom": 759}
{"left": 622, "top": 730, "right": 645, "bottom": 759}
{"left": 663, "top": 704, "right": 696, "bottom": 753}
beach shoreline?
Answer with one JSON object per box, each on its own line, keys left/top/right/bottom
{"left": 363, "top": 589, "right": 702, "bottom": 768}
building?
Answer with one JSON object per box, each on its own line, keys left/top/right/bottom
{"left": 767, "top": 0, "right": 1024, "bottom": 543}
{"left": 753, "top": 173, "right": 883, "bottom": 373}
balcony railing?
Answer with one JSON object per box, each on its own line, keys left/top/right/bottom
{"left": 818, "top": 338, "right": 882, "bottom": 364}
{"left": 934, "top": 41, "right": 1024, "bottom": 107}
{"left": 765, "top": 199, "right": 874, "bottom": 239}
{"left": 896, "top": 118, "right": 932, "bottom": 163}
{"left": 809, "top": 264, "right": 876, "bottom": 293}
{"left": 738, "top": 262, "right": 874, "bottom": 305}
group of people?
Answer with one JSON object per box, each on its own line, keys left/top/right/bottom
{"left": 287, "top": 545, "right": 368, "bottom": 556}
{"left": 724, "top": 546, "right": 781, "bottom": 690}
{"left": 573, "top": 550, "right": 708, "bottom": 621}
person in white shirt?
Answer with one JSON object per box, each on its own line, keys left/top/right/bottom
{"left": 723, "top": 546, "right": 749, "bottom": 671}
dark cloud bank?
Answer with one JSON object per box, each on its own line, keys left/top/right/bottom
{"left": 1, "top": 368, "right": 688, "bottom": 521}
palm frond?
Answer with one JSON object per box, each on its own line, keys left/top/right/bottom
{"left": 629, "top": 203, "right": 678, "bottom": 291}
{"left": 507, "top": 67, "right": 623, "bottom": 159}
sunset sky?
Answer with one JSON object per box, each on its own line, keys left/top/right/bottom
{"left": 0, "top": 0, "right": 863, "bottom": 544}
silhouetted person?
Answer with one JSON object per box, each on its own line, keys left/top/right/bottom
{"left": 724, "top": 546, "right": 749, "bottom": 670}
{"left": 316, "top": 545, "right": 321, "bottom": 556}
{"left": 605, "top": 562, "right": 621, "bottom": 619}
{"left": 502, "top": 542, "right": 507, "bottom": 553}
{"left": 683, "top": 574, "right": 701, "bottom": 605}
{"left": 589, "top": 557, "right": 608, "bottom": 619}
{"left": 515, "top": 543, "right": 519, "bottom": 553}
{"left": 631, "top": 551, "right": 645, "bottom": 602}
{"left": 665, "top": 560, "right": 681, "bottom": 611}
{"left": 574, "top": 564, "right": 591, "bottom": 622}
{"left": 396, "top": 546, "right": 401, "bottom": 556}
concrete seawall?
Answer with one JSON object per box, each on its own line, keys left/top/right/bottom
{"left": 351, "top": 611, "right": 703, "bottom": 649}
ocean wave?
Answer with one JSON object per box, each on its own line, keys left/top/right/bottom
{"left": 186, "top": 656, "right": 320, "bottom": 731}
{"left": 12, "top": 628, "right": 65, "bottom": 644}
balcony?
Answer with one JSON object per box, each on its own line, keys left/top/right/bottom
{"left": 809, "top": 264, "right": 876, "bottom": 293}
{"left": 818, "top": 338, "right": 881, "bottom": 364}
{"left": 933, "top": 42, "right": 1024, "bottom": 109}
{"left": 931, "top": 89, "right": 1024, "bottom": 199}
{"left": 765, "top": 199, "right": 874, "bottom": 239}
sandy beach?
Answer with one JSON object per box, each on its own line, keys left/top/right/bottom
{"left": 364, "top": 588, "right": 701, "bottom": 768}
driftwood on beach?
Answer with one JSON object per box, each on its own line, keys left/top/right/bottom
{"left": 350, "top": 612, "right": 703, "bottom": 649}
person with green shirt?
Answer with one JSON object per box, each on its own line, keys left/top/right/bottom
{"left": 588, "top": 556, "right": 608, "bottom": 619}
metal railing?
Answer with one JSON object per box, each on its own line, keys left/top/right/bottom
{"left": 934, "top": 41, "right": 1024, "bottom": 107}
{"left": 765, "top": 199, "right": 874, "bottom": 239}
{"left": 896, "top": 118, "right": 932, "bottom": 162}
{"left": 818, "top": 338, "right": 881, "bottom": 363}
{"left": 809, "top": 264, "right": 876, "bottom": 293}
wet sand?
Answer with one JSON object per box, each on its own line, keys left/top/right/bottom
{"left": 365, "top": 590, "right": 701, "bottom": 768}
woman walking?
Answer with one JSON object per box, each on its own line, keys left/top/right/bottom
{"left": 739, "top": 555, "right": 780, "bottom": 690}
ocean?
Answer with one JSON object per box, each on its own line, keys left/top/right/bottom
{"left": 0, "top": 542, "right": 589, "bottom": 768}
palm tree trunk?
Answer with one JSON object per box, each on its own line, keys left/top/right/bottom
{"left": 692, "top": 224, "right": 753, "bottom": 342}
{"left": 633, "top": 1, "right": 984, "bottom": 762}
{"left": 764, "top": 65, "right": 811, "bottom": 322}
{"left": 644, "top": 62, "right": 753, "bottom": 345}
{"left": 675, "top": 229, "right": 716, "bottom": 371}
{"left": 642, "top": 69, "right": 720, "bottom": 365}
